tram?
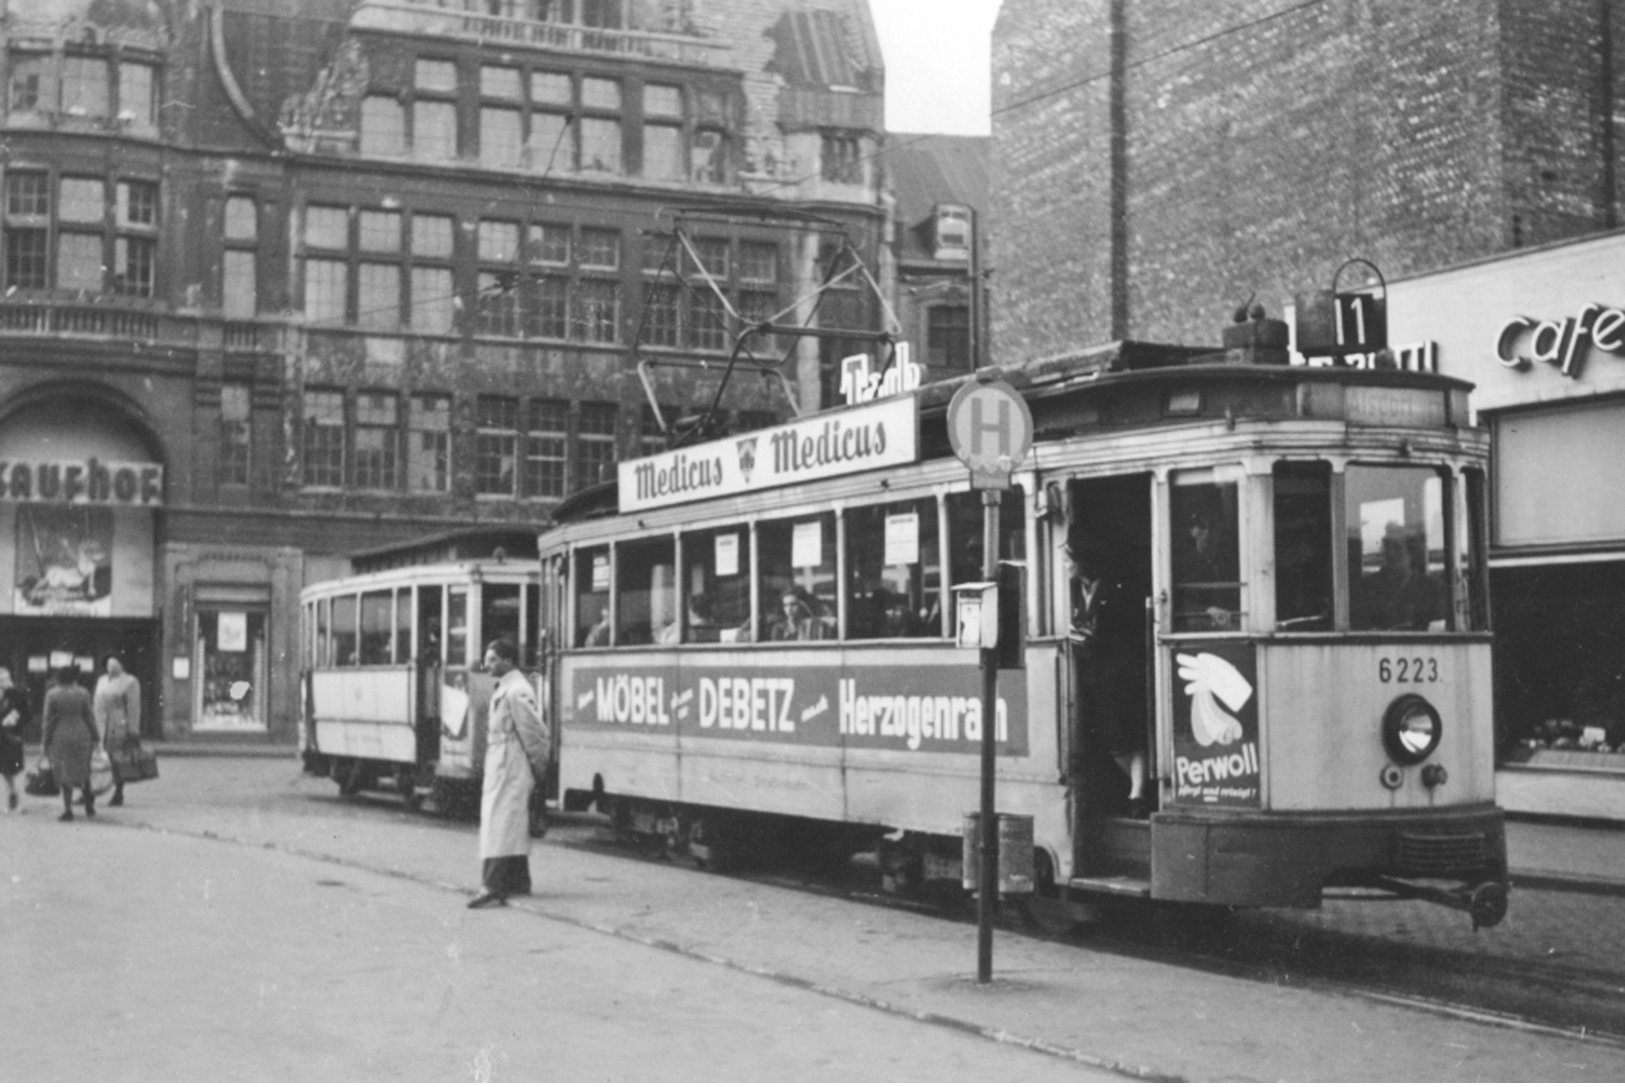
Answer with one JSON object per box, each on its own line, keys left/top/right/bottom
{"left": 536, "top": 321, "right": 1510, "bottom": 929}
{"left": 298, "top": 532, "right": 545, "bottom": 811}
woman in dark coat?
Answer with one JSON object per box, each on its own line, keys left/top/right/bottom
{"left": 42, "top": 665, "right": 99, "bottom": 821}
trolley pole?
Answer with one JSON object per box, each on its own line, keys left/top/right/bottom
{"left": 977, "top": 488, "right": 1000, "bottom": 983}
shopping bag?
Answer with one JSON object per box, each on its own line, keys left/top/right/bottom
{"left": 110, "top": 740, "right": 159, "bottom": 783}
{"left": 24, "top": 758, "right": 56, "bottom": 796}
{"left": 87, "top": 747, "right": 114, "bottom": 797}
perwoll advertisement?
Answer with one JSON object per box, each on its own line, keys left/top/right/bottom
{"left": 1171, "top": 642, "right": 1260, "bottom": 808}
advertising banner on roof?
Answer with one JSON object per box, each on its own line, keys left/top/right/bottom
{"left": 618, "top": 395, "right": 918, "bottom": 513}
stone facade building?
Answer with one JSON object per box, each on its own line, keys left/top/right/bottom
{"left": 0, "top": 0, "right": 889, "bottom": 743}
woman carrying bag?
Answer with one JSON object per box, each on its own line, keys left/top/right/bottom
{"left": 42, "top": 665, "right": 99, "bottom": 821}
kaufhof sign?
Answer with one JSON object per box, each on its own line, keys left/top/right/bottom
{"left": 0, "top": 457, "right": 163, "bottom": 505}
{"left": 619, "top": 395, "right": 918, "bottom": 513}
{"left": 1494, "top": 303, "right": 1625, "bottom": 380}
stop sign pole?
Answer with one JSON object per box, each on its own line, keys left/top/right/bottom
{"left": 945, "top": 374, "right": 1034, "bottom": 983}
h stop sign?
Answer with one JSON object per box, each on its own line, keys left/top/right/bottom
{"left": 946, "top": 378, "right": 1034, "bottom": 487}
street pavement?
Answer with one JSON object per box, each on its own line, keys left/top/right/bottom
{"left": 5, "top": 753, "right": 1625, "bottom": 1081}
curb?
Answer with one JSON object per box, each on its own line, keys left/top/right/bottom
{"left": 1508, "top": 869, "right": 1625, "bottom": 899}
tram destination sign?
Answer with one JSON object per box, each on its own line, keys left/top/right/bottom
{"left": 620, "top": 396, "right": 918, "bottom": 513}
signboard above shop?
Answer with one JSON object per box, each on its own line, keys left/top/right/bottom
{"left": 0, "top": 458, "right": 163, "bottom": 506}
{"left": 619, "top": 396, "right": 919, "bottom": 514}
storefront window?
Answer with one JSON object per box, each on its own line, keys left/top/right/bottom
{"left": 1346, "top": 465, "right": 1447, "bottom": 632}
{"left": 196, "top": 610, "right": 267, "bottom": 731}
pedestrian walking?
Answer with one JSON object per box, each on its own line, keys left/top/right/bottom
{"left": 93, "top": 655, "right": 141, "bottom": 807}
{"left": 0, "top": 667, "right": 27, "bottom": 812}
{"left": 468, "top": 638, "right": 549, "bottom": 909}
{"left": 42, "top": 665, "right": 98, "bottom": 822}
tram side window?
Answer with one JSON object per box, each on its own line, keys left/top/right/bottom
{"left": 575, "top": 547, "right": 611, "bottom": 647}
{"left": 846, "top": 498, "right": 941, "bottom": 639}
{"left": 395, "top": 587, "right": 412, "bottom": 663}
{"left": 672, "top": 525, "right": 751, "bottom": 644}
{"left": 333, "top": 594, "right": 359, "bottom": 665}
{"left": 1462, "top": 467, "right": 1489, "bottom": 632}
{"left": 418, "top": 584, "right": 443, "bottom": 665}
{"left": 524, "top": 583, "right": 540, "bottom": 666}
{"left": 1274, "top": 462, "right": 1333, "bottom": 632}
{"left": 945, "top": 488, "right": 1025, "bottom": 587}
{"left": 757, "top": 514, "right": 836, "bottom": 641}
{"left": 483, "top": 583, "right": 522, "bottom": 660}
{"left": 617, "top": 537, "right": 676, "bottom": 647}
{"left": 1347, "top": 464, "right": 1448, "bottom": 632}
{"left": 315, "top": 600, "right": 331, "bottom": 667}
{"left": 1171, "top": 473, "right": 1241, "bottom": 632}
{"left": 447, "top": 585, "right": 469, "bottom": 664}
{"left": 359, "top": 590, "right": 393, "bottom": 664}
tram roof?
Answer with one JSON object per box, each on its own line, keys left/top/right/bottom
{"left": 550, "top": 339, "right": 1479, "bottom": 525}
{"left": 348, "top": 525, "right": 541, "bottom": 573}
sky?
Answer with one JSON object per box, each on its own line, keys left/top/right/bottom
{"left": 869, "top": 0, "right": 1001, "bottom": 136}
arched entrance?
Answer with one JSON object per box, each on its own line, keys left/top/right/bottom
{"left": 0, "top": 390, "right": 164, "bottom": 740}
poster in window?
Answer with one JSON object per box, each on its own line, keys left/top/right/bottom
{"left": 218, "top": 611, "right": 248, "bottom": 653}
{"left": 884, "top": 512, "right": 919, "bottom": 566}
{"left": 14, "top": 505, "right": 113, "bottom": 616}
{"left": 791, "top": 521, "right": 822, "bottom": 568}
{"left": 592, "top": 552, "right": 610, "bottom": 591}
{"left": 715, "top": 533, "right": 740, "bottom": 577}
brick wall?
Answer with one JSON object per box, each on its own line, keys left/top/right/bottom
{"left": 991, "top": 0, "right": 1625, "bottom": 362}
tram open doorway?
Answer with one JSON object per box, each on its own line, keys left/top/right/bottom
{"left": 1064, "top": 474, "right": 1155, "bottom": 880}
{"left": 0, "top": 616, "right": 159, "bottom": 743}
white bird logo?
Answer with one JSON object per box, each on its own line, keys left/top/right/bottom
{"left": 1176, "top": 652, "right": 1253, "bottom": 747}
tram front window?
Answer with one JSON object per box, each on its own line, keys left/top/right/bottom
{"left": 846, "top": 498, "right": 940, "bottom": 639}
{"left": 617, "top": 537, "right": 676, "bottom": 646}
{"left": 757, "top": 514, "right": 835, "bottom": 640}
{"left": 1348, "top": 465, "right": 1448, "bottom": 632}
{"left": 483, "top": 583, "right": 521, "bottom": 658}
{"left": 1171, "top": 473, "right": 1241, "bottom": 632}
{"left": 1274, "top": 463, "right": 1333, "bottom": 632}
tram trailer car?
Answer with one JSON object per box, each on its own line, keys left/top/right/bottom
{"left": 542, "top": 336, "right": 1507, "bottom": 929}
{"left": 298, "top": 558, "right": 549, "bottom": 813}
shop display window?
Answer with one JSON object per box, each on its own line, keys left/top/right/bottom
{"left": 196, "top": 609, "right": 267, "bottom": 732}
{"left": 1495, "top": 561, "right": 1625, "bottom": 771}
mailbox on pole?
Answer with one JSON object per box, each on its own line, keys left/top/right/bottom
{"left": 946, "top": 373, "right": 1034, "bottom": 983}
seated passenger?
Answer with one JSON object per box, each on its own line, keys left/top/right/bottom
{"left": 1358, "top": 528, "right": 1445, "bottom": 631}
{"left": 768, "top": 590, "right": 820, "bottom": 641}
{"left": 659, "top": 592, "right": 718, "bottom": 645}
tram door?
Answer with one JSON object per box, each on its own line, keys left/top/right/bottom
{"left": 1066, "top": 475, "right": 1154, "bottom": 826}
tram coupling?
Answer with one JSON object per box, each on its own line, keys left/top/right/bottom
{"left": 1369, "top": 875, "right": 1510, "bottom": 931}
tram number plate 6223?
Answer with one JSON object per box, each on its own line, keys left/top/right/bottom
{"left": 1378, "top": 656, "right": 1439, "bottom": 683}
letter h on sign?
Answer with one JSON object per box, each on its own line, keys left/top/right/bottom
{"left": 946, "top": 379, "right": 1034, "bottom": 490}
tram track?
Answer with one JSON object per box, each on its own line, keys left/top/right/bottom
{"left": 552, "top": 821, "right": 1625, "bottom": 1053}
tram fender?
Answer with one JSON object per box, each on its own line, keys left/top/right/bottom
{"left": 1150, "top": 819, "right": 1323, "bottom": 908}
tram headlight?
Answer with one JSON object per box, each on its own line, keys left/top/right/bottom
{"left": 1382, "top": 694, "right": 1442, "bottom": 766}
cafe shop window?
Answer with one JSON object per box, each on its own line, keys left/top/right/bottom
{"left": 195, "top": 610, "right": 268, "bottom": 732}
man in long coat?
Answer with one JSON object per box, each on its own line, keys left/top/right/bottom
{"left": 468, "top": 638, "right": 549, "bottom": 909}
{"left": 93, "top": 655, "right": 141, "bottom": 807}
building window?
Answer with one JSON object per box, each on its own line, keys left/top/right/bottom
{"left": 643, "top": 83, "right": 682, "bottom": 117}
{"left": 224, "top": 196, "right": 257, "bottom": 242}
{"left": 304, "top": 205, "right": 349, "bottom": 248}
{"left": 5, "top": 227, "right": 46, "bottom": 289}
{"left": 302, "top": 389, "right": 347, "bottom": 488}
{"left": 8, "top": 51, "right": 50, "bottom": 113}
{"left": 640, "top": 404, "right": 672, "bottom": 455}
{"left": 529, "top": 277, "right": 568, "bottom": 339}
{"left": 644, "top": 123, "right": 684, "bottom": 180}
{"left": 522, "top": 399, "right": 568, "bottom": 498}
{"left": 691, "top": 128, "right": 726, "bottom": 183}
{"left": 531, "top": 71, "right": 571, "bottom": 105}
{"left": 927, "top": 305, "right": 971, "bottom": 370}
{"left": 581, "top": 77, "right": 621, "bottom": 110}
{"left": 357, "top": 263, "right": 401, "bottom": 330}
{"left": 577, "top": 402, "right": 618, "bottom": 490}
{"left": 61, "top": 54, "right": 109, "bottom": 118}
{"left": 410, "top": 267, "right": 454, "bottom": 334}
{"left": 475, "top": 396, "right": 519, "bottom": 496}
{"left": 117, "top": 61, "right": 157, "bottom": 130}
{"left": 580, "top": 116, "right": 621, "bottom": 173}
{"left": 821, "top": 131, "right": 863, "bottom": 184}
{"left": 578, "top": 227, "right": 619, "bottom": 270}
{"left": 59, "top": 177, "right": 104, "bottom": 223}
{"left": 643, "top": 283, "right": 680, "bottom": 346}
{"left": 528, "top": 222, "right": 570, "bottom": 265}
{"left": 354, "top": 392, "right": 400, "bottom": 490}
{"left": 740, "top": 242, "right": 777, "bottom": 284}
{"left": 303, "top": 259, "right": 347, "bottom": 325}
{"left": 220, "top": 383, "right": 251, "bottom": 487}
{"left": 409, "top": 394, "right": 451, "bottom": 492}
{"left": 480, "top": 106, "right": 524, "bottom": 168}
{"left": 577, "top": 279, "right": 619, "bottom": 343}
{"left": 6, "top": 172, "right": 49, "bottom": 216}
{"left": 413, "top": 100, "right": 458, "bottom": 162}
{"left": 480, "top": 66, "right": 522, "bottom": 99}
{"left": 361, "top": 96, "right": 406, "bottom": 155}
{"left": 415, "top": 59, "right": 457, "bottom": 93}
{"left": 57, "top": 231, "right": 101, "bottom": 291}
{"left": 223, "top": 250, "right": 257, "bottom": 319}
{"left": 477, "top": 219, "right": 522, "bottom": 336}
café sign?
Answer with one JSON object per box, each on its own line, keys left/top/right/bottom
{"left": 1495, "top": 303, "right": 1625, "bottom": 379}
{"left": 0, "top": 457, "right": 164, "bottom": 506}
{"left": 620, "top": 396, "right": 918, "bottom": 513}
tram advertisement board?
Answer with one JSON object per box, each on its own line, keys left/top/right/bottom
{"left": 617, "top": 396, "right": 918, "bottom": 513}
{"left": 561, "top": 658, "right": 1028, "bottom": 758}
{"left": 1169, "top": 642, "right": 1260, "bottom": 809}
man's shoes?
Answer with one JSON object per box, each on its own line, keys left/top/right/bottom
{"left": 7, "top": 792, "right": 16, "bottom": 811}
{"left": 466, "top": 890, "right": 506, "bottom": 909}
{"left": 109, "top": 794, "right": 124, "bottom": 808}
{"left": 58, "top": 811, "right": 72, "bottom": 822}
{"left": 1126, "top": 796, "right": 1152, "bottom": 820}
